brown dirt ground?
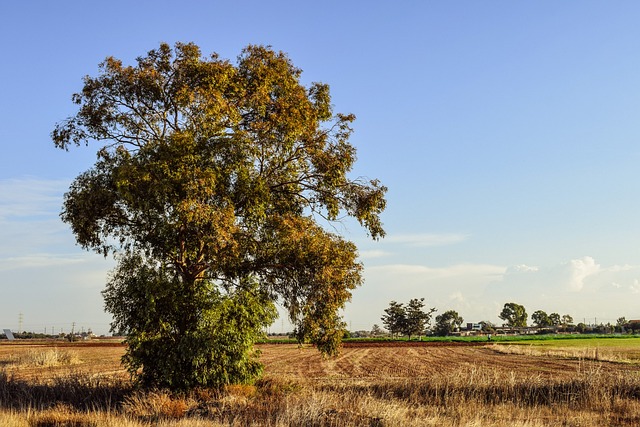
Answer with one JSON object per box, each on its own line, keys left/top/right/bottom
{"left": 256, "top": 342, "right": 626, "bottom": 381}
{"left": 0, "top": 340, "right": 634, "bottom": 382}
{"left": 0, "top": 340, "right": 127, "bottom": 380}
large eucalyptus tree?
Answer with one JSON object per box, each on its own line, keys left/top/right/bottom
{"left": 53, "top": 43, "right": 386, "bottom": 389}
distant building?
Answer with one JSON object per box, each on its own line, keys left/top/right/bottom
{"left": 466, "top": 323, "right": 482, "bottom": 331}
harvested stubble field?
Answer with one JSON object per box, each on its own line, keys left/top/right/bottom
{"left": 1, "top": 339, "right": 640, "bottom": 426}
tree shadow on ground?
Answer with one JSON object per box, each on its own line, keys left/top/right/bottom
{"left": 0, "top": 370, "right": 130, "bottom": 411}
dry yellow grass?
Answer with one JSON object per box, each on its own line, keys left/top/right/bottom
{"left": 489, "top": 341, "right": 640, "bottom": 364}
{"left": 1, "top": 340, "right": 640, "bottom": 426}
{"left": 8, "top": 348, "right": 80, "bottom": 368}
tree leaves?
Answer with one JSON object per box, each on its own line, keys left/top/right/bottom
{"left": 499, "top": 302, "right": 528, "bottom": 328}
{"left": 434, "top": 310, "right": 464, "bottom": 336}
{"left": 381, "top": 299, "right": 436, "bottom": 339}
{"left": 54, "top": 42, "right": 386, "bottom": 389}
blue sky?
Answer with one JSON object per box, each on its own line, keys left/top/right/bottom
{"left": 2, "top": 1, "right": 640, "bottom": 334}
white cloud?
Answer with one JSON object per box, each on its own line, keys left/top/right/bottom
{"left": 0, "top": 178, "right": 68, "bottom": 219}
{"left": 0, "top": 178, "right": 74, "bottom": 258}
{"left": 358, "top": 249, "right": 391, "bottom": 259}
{"left": 566, "top": 256, "right": 600, "bottom": 291}
{"left": 367, "top": 263, "right": 505, "bottom": 281}
{"left": 449, "top": 291, "right": 466, "bottom": 304}
{"left": 0, "top": 255, "right": 86, "bottom": 272}
{"left": 384, "top": 233, "right": 469, "bottom": 247}
{"left": 508, "top": 264, "right": 539, "bottom": 273}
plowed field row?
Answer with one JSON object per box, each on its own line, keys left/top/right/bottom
{"left": 257, "top": 343, "right": 621, "bottom": 381}
{"left": 0, "top": 341, "right": 634, "bottom": 382}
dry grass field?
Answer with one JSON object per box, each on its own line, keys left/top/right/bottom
{"left": 1, "top": 339, "right": 640, "bottom": 426}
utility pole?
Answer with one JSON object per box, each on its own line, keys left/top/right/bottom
{"left": 18, "top": 313, "right": 23, "bottom": 333}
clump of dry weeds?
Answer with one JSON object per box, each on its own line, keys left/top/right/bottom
{"left": 490, "top": 344, "right": 632, "bottom": 364}
{"left": 9, "top": 349, "right": 80, "bottom": 368}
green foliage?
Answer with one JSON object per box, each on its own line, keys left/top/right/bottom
{"left": 54, "top": 42, "right": 386, "bottom": 390}
{"left": 499, "top": 302, "right": 528, "bottom": 328}
{"left": 434, "top": 310, "right": 464, "bottom": 336}
{"left": 370, "top": 324, "right": 383, "bottom": 336}
{"left": 531, "top": 310, "right": 550, "bottom": 328}
{"left": 479, "top": 320, "right": 496, "bottom": 334}
{"left": 381, "top": 301, "right": 405, "bottom": 338}
{"left": 381, "top": 299, "right": 435, "bottom": 339}
{"left": 404, "top": 298, "right": 436, "bottom": 339}
{"left": 561, "top": 314, "right": 574, "bottom": 326}
{"left": 104, "top": 254, "right": 277, "bottom": 389}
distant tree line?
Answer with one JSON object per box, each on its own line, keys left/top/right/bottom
{"left": 380, "top": 299, "right": 465, "bottom": 338}
{"left": 375, "top": 299, "right": 636, "bottom": 338}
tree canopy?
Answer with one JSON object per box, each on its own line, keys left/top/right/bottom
{"left": 434, "top": 310, "right": 464, "bottom": 336}
{"left": 499, "top": 302, "right": 528, "bottom": 328}
{"left": 548, "top": 312, "right": 561, "bottom": 327}
{"left": 561, "top": 314, "right": 574, "bottom": 326}
{"left": 53, "top": 42, "right": 386, "bottom": 389}
{"left": 381, "top": 301, "right": 406, "bottom": 338}
{"left": 381, "top": 299, "right": 435, "bottom": 339}
{"left": 404, "top": 298, "right": 436, "bottom": 339}
{"left": 531, "top": 310, "right": 551, "bottom": 328}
